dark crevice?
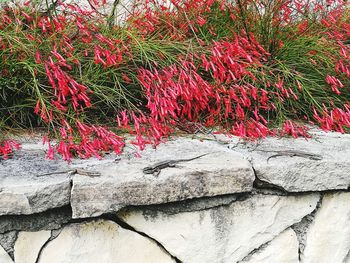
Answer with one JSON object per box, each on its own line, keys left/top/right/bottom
{"left": 239, "top": 224, "right": 305, "bottom": 262}
{"left": 238, "top": 235, "right": 274, "bottom": 262}
{"left": 251, "top": 166, "right": 288, "bottom": 193}
{"left": 114, "top": 192, "right": 249, "bottom": 218}
{"left": 291, "top": 193, "right": 323, "bottom": 261}
{"left": 0, "top": 230, "right": 17, "bottom": 260}
{"left": 343, "top": 248, "right": 350, "bottom": 262}
{"left": 0, "top": 205, "right": 72, "bottom": 234}
{"left": 65, "top": 216, "right": 104, "bottom": 225}
{"left": 102, "top": 214, "right": 183, "bottom": 263}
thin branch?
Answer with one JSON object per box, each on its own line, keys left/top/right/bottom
{"left": 108, "top": 0, "right": 121, "bottom": 28}
{"left": 237, "top": 0, "right": 251, "bottom": 42}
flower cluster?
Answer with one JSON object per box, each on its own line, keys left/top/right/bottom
{"left": 0, "top": 140, "right": 21, "bottom": 160}
{"left": 46, "top": 121, "right": 125, "bottom": 161}
{"left": 0, "top": 0, "right": 350, "bottom": 160}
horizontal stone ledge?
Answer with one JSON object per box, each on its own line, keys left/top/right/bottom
{"left": 1, "top": 128, "right": 350, "bottom": 218}
{"left": 0, "top": 151, "right": 72, "bottom": 216}
{"left": 227, "top": 129, "right": 350, "bottom": 192}
{"left": 71, "top": 139, "right": 255, "bottom": 218}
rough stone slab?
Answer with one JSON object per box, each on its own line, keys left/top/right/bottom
{"left": 38, "top": 220, "right": 175, "bottom": 263}
{"left": 0, "top": 244, "right": 13, "bottom": 263}
{"left": 71, "top": 138, "right": 254, "bottom": 218}
{"left": 119, "top": 193, "right": 319, "bottom": 263}
{"left": 241, "top": 228, "right": 299, "bottom": 263}
{"left": 226, "top": 129, "right": 350, "bottom": 192}
{"left": 0, "top": 150, "right": 71, "bottom": 216}
{"left": 14, "top": 230, "right": 51, "bottom": 263}
{"left": 302, "top": 192, "right": 350, "bottom": 263}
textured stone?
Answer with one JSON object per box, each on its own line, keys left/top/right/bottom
{"left": 71, "top": 138, "right": 254, "bottom": 218}
{"left": 0, "top": 139, "right": 118, "bottom": 217}
{"left": 0, "top": 206, "right": 71, "bottom": 234}
{"left": 302, "top": 192, "right": 350, "bottom": 263}
{"left": 14, "top": 230, "right": 51, "bottom": 263}
{"left": 119, "top": 193, "right": 319, "bottom": 263}
{"left": 0, "top": 150, "right": 71, "bottom": 215}
{"left": 291, "top": 199, "right": 320, "bottom": 256}
{"left": 0, "top": 231, "right": 17, "bottom": 259}
{"left": 0, "top": 244, "right": 13, "bottom": 263}
{"left": 125, "top": 194, "right": 240, "bottom": 216}
{"left": 38, "top": 220, "right": 175, "bottom": 263}
{"left": 229, "top": 129, "right": 350, "bottom": 192}
{"left": 241, "top": 228, "right": 299, "bottom": 263}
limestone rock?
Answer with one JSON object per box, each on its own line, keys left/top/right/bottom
{"left": 0, "top": 244, "right": 13, "bottom": 263}
{"left": 302, "top": 192, "right": 350, "bottom": 263}
{"left": 14, "top": 230, "right": 51, "bottom": 263}
{"left": 38, "top": 220, "right": 175, "bottom": 263}
{"left": 71, "top": 138, "right": 254, "bottom": 218}
{"left": 229, "top": 129, "right": 350, "bottom": 192}
{"left": 0, "top": 150, "right": 71, "bottom": 216}
{"left": 241, "top": 228, "right": 299, "bottom": 263}
{"left": 119, "top": 193, "right": 319, "bottom": 263}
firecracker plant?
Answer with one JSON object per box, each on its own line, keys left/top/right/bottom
{"left": 0, "top": 0, "right": 350, "bottom": 160}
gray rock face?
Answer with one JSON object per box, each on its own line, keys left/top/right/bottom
{"left": 302, "top": 192, "right": 350, "bottom": 263}
{"left": 0, "top": 206, "right": 71, "bottom": 234}
{"left": 0, "top": 231, "right": 17, "bottom": 259}
{"left": 38, "top": 220, "right": 175, "bottom": 263}
{"left": 119, "top": 193, "right": 319, "bottom": 263}
{"left": 0, "top": 150, "right": 71, "bottom": 216}
{"left": 228, "top": 129, "right": 350, "bottom": 192}
{"left": 71, "top": 139, "right": 255, "bottom": 218}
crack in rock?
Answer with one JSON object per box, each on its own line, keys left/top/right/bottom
{"left": 32, "top": 218, "right": 178, "bottom": 263}
{"left": 291, "top": 193, "right": 323, "bottom": 261}
{"left": 0, "top": 206, "right": 72, "bottom": 234}
{"left": 252, "top": 167, "right": 288, "bottom": 193}
{"left": 118, "top": 193, "right": 319, "bottom": 263}
{"left": 238, "top": 234, "right": 277, "bottom": 262}
{"left": 238, "top": 227, "right": 300, "bottom": 263}
{"left": 117, "top": 193, "right": 249, "bottom": 218}
{"left": 344, "top": 248, "right": 350, "bottom": 262}
{"left": 0, "top": 231, "right": 17, "bottom": 260}
{"left": 34, "top": 229, "right": 62, "bottom": 263}
{"left": 106, "top": 214, "right": 182, "bottom": 263}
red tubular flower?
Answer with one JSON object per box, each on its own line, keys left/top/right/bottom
{"left": 46, "top": 142, "right": 55, "bottom": 160}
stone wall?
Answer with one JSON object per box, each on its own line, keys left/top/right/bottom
{"left": 1, "top": 129, "right": 350, "bottom": 263}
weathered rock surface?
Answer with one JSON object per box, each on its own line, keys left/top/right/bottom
{"left": 123, "top": 194, "right": 241, "bottom": 216}
{"left": 0, "top": 231, "right": 17, "bottom": 259}
{"left": 119, "top": 193, "right": 319, "bottom": 263}
{"left": 302, "top": 192, "right": 350, "bottom": 263}
{"left": 38, "top": 220, "right": 175, "bottom": 263}
{"left": 14, "top": 231, "right": 51, "bottom": 263}
{"left": 0, "top": 244, "right": 13, "bottom": 263}
{"left": 71, "top": 139, "right": 254, "bottom": 218}
{"left": 0, "top": 150, "right": 71, "bottom": 216}
{"left": 228, "top": 129, "right": 350, "bottom": 192}
{"left": 3, "top": 129, "right": 349, "bottom": 220}
{"left": 241, "top": 228, "right": 299, "bottom": 263}
{"left": 0, "top": 206, "right": 71, "bottom": 234}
